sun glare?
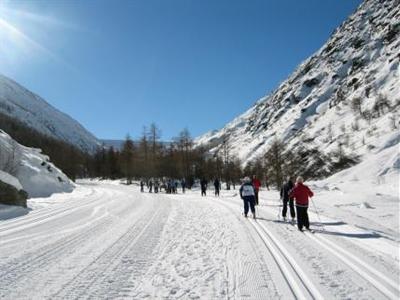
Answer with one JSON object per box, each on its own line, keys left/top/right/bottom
{"left": 0, "top": 1, "right": 69, "bottom": 69}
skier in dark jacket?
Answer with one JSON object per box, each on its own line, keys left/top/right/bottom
{"left": 181, "top": 179, "right": 186, "bottom": 193}
{"left": 280, "top": 176, "right": 295, "bottom": 223}
{"left": 240, "top": 177, "right": 256, "bottom": 219}
{"left": 200, "top": 178, "right": 208, "bottom": 196}
{"left": 214, "top": 178, "right": 221, "bottom": 196}
{"left": 140, "top": 180, "right": 145, "bottom": 192}
{"left": 290, "top": 176, "right": 314, "bottom": 231}
{"left": 154, "top": 180, "right": 159, "bottom": 193}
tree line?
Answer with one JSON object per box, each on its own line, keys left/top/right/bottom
{"left": 92, "top": 123, "right": 244, "bottom": 188}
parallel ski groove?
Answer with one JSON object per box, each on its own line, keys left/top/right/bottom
{"left": 252, "top": 219, "right": 324, "bottom": 300}
{"left": 257, "top": 200, "right": 400, "bottom": 300}
{"left": 215, "top": 199, "right": 322, "bottom": 299}
{"left": 52, "top": 205, "right": 164, "bottom": 299}
{"left": 305, "top": 232, "right": 399, "bottom": 300}
{"left": 0, "top": 189, "right": 105, "bottom": 236}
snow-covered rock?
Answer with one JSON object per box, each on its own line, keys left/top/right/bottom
{"left": 0, "top": 74, "right": 100, "bottom": 153}
{"left": 195, "top": 0, "right": 400, "bottom": 176}
{"left": 0, "top": 130, "right": 75, "bottom": 198}
{"left": 0, "top": 169, "right": 22, "bottom": 191}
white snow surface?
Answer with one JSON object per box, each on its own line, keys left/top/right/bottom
{"left": 195, "top": 0, "right": 400, "bottom": 168}
{"left": 0, "top": 170, "right": 22, "bottom": 190}
{"left": 0, "top": 180, "right": 398, "bottom": 299}
{"left": 0, "top": 74, "right": 100, "bottom": 153}
{"left": 0, "top": 130, "right": 75, "bottom": 198}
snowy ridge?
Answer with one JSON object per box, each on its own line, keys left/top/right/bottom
{"left": 0, "top": 130, "right": 75, "bottom": 198}
{"left": 0, "top": 74, "right": 100, "bottom": 153}
{"left": 195, "top": 0, "right": 400, "bottom": 175}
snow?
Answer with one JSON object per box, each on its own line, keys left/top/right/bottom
{"left": 0, "top": 170, "right": 22, "bottom": 190}
{"left": 0, "top": 180, "right": 398, "bottom": 299}
{"left": 0, "top": 130, "right": 75, "bottom": 198}
{"left": 0, "top": 74, "right": 100, "bottom": 153}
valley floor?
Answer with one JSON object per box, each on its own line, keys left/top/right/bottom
{"left": 0, "top": 181, "right": 399, "bottom": 299}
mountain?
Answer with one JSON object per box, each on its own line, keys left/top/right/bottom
{"left": 195, "top": 0, "right": 399, "bottom": 178}
{"left": 101, "top": 139, "right": 173, "bottom": 151}
{"left": 0, "top": 74, "right": 100, "bottom": 153}
{"left": 0, "top": 130, "right": 74, "bottom": 198}
{"left": 101, "top": 139, "right": 125, "bottom": 150}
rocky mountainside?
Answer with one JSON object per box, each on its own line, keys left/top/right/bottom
{"left": 0, "top": 74, "right": 100, "bottom": 153}
{"left": 195, "top": 0, "right": 399, "bottom": 178}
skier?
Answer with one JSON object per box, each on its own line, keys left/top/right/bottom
{"left": 181, "top": 178, "right": 186, "bottom": 193}
{"left": 167, "top": 179, "right": 172, "bottom": 194}
{"left": 200, "top": 178, "right": 208, "bottom": 196}
{"left": 148, "top": 179, "right": 153, "bottom": 193}
{"left": 252, "top": 175, "right": 261, "bottom": 206}
{"left": 174, "top": 180, "right": 179, "bottom": 194}
{"left": 280, "top": 176, "right": 295, "bottom": 223}
{"left": 154, "top": 180, "right": 159, "bottom": 193}
{"left": 140, "top": 180, "right": 145, "bottom": 192}
{"left": 240, "top": 177, "right": 256, "bottom": 219}
{"left": 289, "top": 176, "right": 314, "bottom": 231}
{"left": 214, "top": 178, "right": 221, "bottom": 196}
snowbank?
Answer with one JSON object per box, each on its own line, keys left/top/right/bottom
{"left": 0, "top": 130, "right": 75, "bottom": 198}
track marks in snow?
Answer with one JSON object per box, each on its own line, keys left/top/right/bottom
{"left": 215, "top": 199, "right": 324, "bottom": 300}
{"left": 218, "top": 197, "right": 398, "bottom": 299}
{"left": 53, "top": 201, "right": 171, "bottom": 299}
{"left": 250, "top": 219, "right": 324, "bottom": 300}
{"left": 132, "top": 196, "right": 276, "bottom": 299}
{"left": 0, "top": 185, "right": 170, "bottom": 299}
{"left": 256, "top": 198, "right": 400, "bottom": 299}
{"left": 305, "top": 232, "right": 400, "bottom": 299}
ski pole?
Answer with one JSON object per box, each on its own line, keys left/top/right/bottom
{"left": 311, "top": 198, "right": 325, "bottom": 232}
{"left": 277, "top": 198, "right": 281, "bottom": 220}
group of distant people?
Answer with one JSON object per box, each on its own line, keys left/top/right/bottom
{"left": 239, "top": 175, "right": 314, "bottom": 232}
{"left": 140, "top": 178, "right": 187, "bottom": 194}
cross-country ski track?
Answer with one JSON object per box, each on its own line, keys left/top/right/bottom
{"left": 0, "top": 181, "right": 398, "bottom": 299}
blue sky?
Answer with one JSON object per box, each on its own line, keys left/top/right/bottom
{"left": 0, "top": 0, "right": 362, "bottom": 140}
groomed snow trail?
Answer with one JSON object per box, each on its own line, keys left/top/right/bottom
{"left": 0, "top": 182, "right": 398, "bottom": 299}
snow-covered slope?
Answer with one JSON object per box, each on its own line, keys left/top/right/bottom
{"left": 0, "top": 74, "right": 100, "bottom": 153}
{"left": 195, "top": 0, "right": 400, "bottom": 175}
{"left": 0, "top": 130, "right": 75, "bottom": 198}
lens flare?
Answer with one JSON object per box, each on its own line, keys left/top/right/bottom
{"left": 0, "top": 1, "right": 73, "bottom": 70}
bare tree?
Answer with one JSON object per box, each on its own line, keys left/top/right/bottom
{"left": 121, "top": 135, "right": 135, "bottom": 184}
{"left": 264, "top": 138, "right": 285, "bottom": 189}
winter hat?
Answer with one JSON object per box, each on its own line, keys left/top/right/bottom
{"left": 296, "top": 176, "right": 304, "bottom": 183}
{"left": 244, "top": 176, "right": 251, "bottom": 183}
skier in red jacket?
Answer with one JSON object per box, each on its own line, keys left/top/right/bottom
{"left": 252, "top": 175, "right": 262, "bottom": 206}
{"left": 289, "top": 176, "right": 314, "bottom": 231}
